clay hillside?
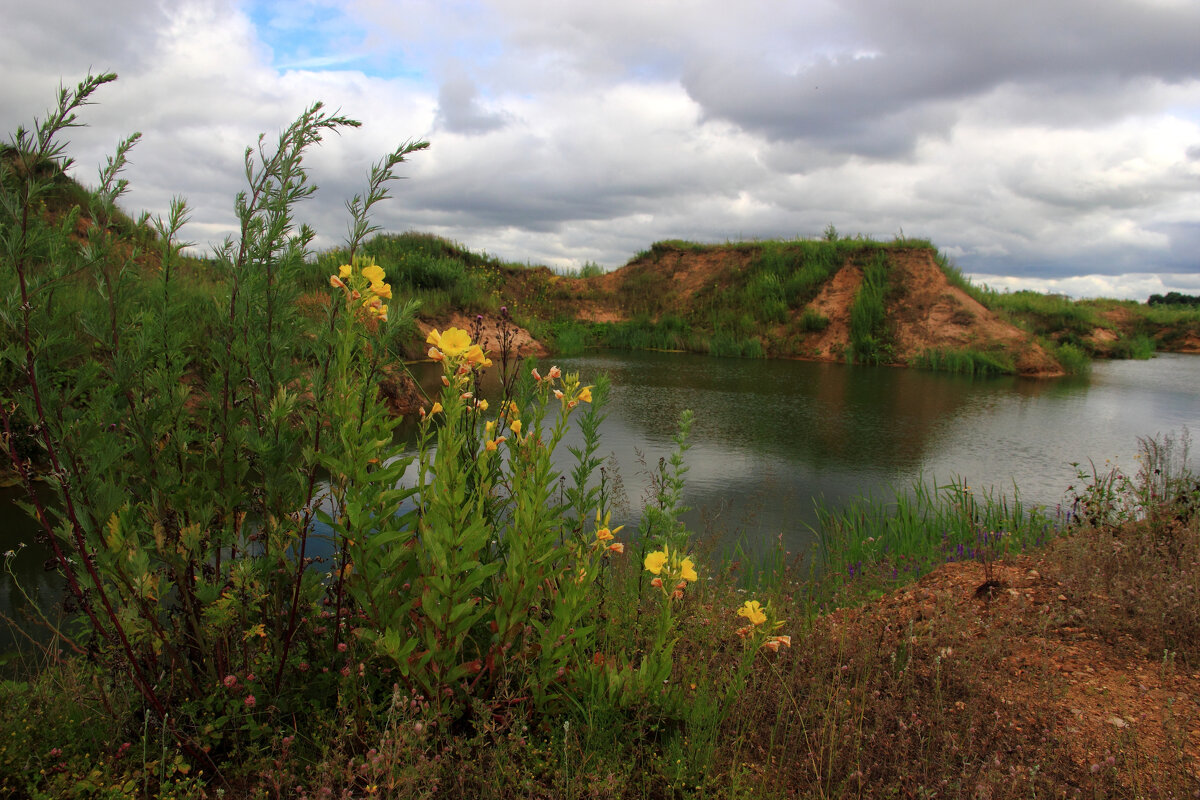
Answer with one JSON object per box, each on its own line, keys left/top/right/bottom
{"left": 407, "top": 234, "right": 1197, "bottom": 378}
{"left": 536, "top": 240, "right": 1067, "bottom": 375}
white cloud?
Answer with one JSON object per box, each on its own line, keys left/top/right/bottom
{"left": 1, "top": 0, "right": 1198, "bottom": 291}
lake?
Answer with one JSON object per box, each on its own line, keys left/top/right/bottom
{"left": 3, "top": 351, "right": 1198, "bottom": 655}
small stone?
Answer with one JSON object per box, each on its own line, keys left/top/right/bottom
{"left": 1108, "top": 716, "right": 1127, "bottom": 729}
{"left": 1058, "top": 594, "right": 1068, "bottom": 601}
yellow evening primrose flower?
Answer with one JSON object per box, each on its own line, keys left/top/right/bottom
{"left": 439, "top": 327, "right": 472, "bottom": 357}
{"left": 361, "top": 264, "right": 386, "bottom": 285}
{"left": 426, "top": 328, "right": 443, "bottom": 347}
{"left": 430, "top": 402, "right": 443, "bottom": 415}
{"left": 596, "top": 527, "right": 614, "bottom": 542}
{"left": 464, "top": 344, "right": 488, "bottom": 366}
{"left": 371, "top": 282, "right": 392, "bottom": 300}
{"left": 737, "top": 600, "right": 768, "bottom": 627}
{"left": 679, "top": 557, "right": 698, "bottom": 583}
{"left": 329, "top": 275, "right": 345, "bottom": 289}
{"left": 477, "top": 399, "right": 489, "bottom": 411}
{"left": 644, "top": 549, "right": 668, "bottom": 575}
{"left": 485, "top": 438, "right": 499, "bottom": 452}
{"left": 510, "top": 419, "right": 522, "bottom": 435}
{"left": 578, "top": 385, "right": 593, "bottom": 403}
{"left": 339, "top": 264, "right": 352, "bottom": 278}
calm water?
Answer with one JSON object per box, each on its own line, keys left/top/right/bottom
{"left": 3, "top": 352, "right": 1198, "bottom": 655}
{"left": 544, "top": 351, "right": 1200, "bottom": 548}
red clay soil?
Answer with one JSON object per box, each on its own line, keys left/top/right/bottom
{"left": 559, "top": 245, "right": 1063, "bottom": 376}
{"left": 834, "top": 554, "right": 1200, "bottom": 791}
{"left": 881, "top": 250, "right": 1063, "bottom": 376}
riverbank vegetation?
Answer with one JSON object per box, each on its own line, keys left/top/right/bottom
{"left": 3, "top": 76, "right": 1199, "bottom": 798}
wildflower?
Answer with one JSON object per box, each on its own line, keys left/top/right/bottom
{"left": 737, "top": 600, "right": 768, "bottom": 627}
{"left": 461, "top": 392, "right": 474, "bottom": 400}
{"left": 223, "top": 675, "right": 238, "bottom": 689}
{"left": 679, "top": 557, "right": 698, "bottom": 583}
{"left": 510, "top": 419, "right": 522, "bottom": 435}
{"left": 650, "top": 577, "right": 663, "bottom": 589}
{"left": 554, "top": 389, "right": 564, "bottom": 400}
{"left": 531, "top": 367, "right": 542, "bottom": 381}
{"left": 464, "top": 344, "right": 489, "bottom": 367}
{"left": 607, "top": 542, "right": 625, "bottom": 554}
{"left": 329, "top": 275, "right": 345, "bottom": 289}
{"left": 548, "top": 366, "right": 561, "bottom": 379}
{"left": 430, "top": 402, "right": 443, "bottom": 415}
{"left": 596, "top": 527, "right": 614, "bottom": 542}
{"left": 339, "top": 264, "right": 352, "bottom": 278}
{"left": 428, "top": 347, "right": 445, "bottom": 362}
{"left": 762, "top": 636, "right": 791, "bottom": 652}
{"left": 485, "top": 436, "right": 507, "bottom": 451}
{"left": 644, "top": 550, "right": 669, "bottom": 575}
{"left": 361, "top": 264, "right": 386, "bottom": 285}
{"left": 485, "top": 420, "right": 496, "bottom": 434}
{"left": 245, "top": 695, "right": 257, "bottom": 708}
{"left": 436, "top": 327, "right": 472, "bottom": 357}
{"left": 476, "top": 399, "right": 489, "bottom": 411}
{"left": 371, "top": 281, "right": 392, "bottom": 300}
{"left": 671, "top": 589, "right": 684, "bottom": 601}
{"left": 578, "top": 385, "right": 593, "bottom": 403}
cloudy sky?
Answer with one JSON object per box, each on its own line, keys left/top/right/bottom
{"left": 4, "top": 0, "right": 1199, "bottom": 299}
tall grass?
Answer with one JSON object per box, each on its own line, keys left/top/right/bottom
{"left": 848, "top": 251, "right": 891, "bottom": 364}
{"left": 909, "top": 348, "right": 1015, "bottom": 375}
{"left": 811, "top": 477, "right": 1058, "bottom": 592}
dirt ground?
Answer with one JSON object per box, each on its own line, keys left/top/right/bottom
{"left": 838, "top": 554, "right": 1200, "bottom": 790}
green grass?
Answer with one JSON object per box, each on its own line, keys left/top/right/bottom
{"left": 909, "top": 348, "right": 1015, "bottom": 375}
{"left": 811, "top": 477, "right": 1057, "bottom": 590}
{"left": 848, "top": 251, "right": 892, "bottom": 364}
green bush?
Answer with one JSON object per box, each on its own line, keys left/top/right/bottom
{"left": 0, "top": 76, "right": 711, "bottom": 791}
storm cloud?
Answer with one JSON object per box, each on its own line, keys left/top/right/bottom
{"left": 2, "top": 0, "right": 1197, "bottom": 298}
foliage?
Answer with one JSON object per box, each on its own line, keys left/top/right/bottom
{"left": 848, "top": 251, "right": 893, "bottom": 364}
{"left": 1148, "top": 291, "right": 1200, "bottom": 307}
{"left": 909, "top": 348, "right": 1015, "bottom": 376}
{"left": 0, "top": 75, "right": 753, "bottom": 796}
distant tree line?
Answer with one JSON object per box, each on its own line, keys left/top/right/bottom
{"left": 1147, "top": 292, "right": 1200, "bottom": 307}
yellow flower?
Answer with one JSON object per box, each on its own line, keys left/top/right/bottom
{"left": 596, "top": 527, "right": 614, "bottom": 542}
{"left": 510, "top": 419, "right": 522, "bottom": 435}
{"left": 329, "top": 275, "right": 345, "bottom": 289}
{"left": 464, "top": 344, "right": 488, "bottom": 366}
{"left": 361, "top": 264, "right": 386, "bottom": 284}
{"left": 679, "top": 557, "right": 698, "bottom": 583}
{"left": 737, "top": 600, "right": 767, "bottom": 627}
{"left": 485, "top": 438, "right": 499, "bottom": 452}
{"left": 607, "top": 542, "right": 625, "bottom": 554}
{"left": 371, "top": 281, "right": 392, "bottom": 300}
{"left": 644, "top": 549, "right": 668, "bottom": 575}
{"left": 476, "top": 399, "right": 489, "bottom": 411}
{"left": 578, "top": 385, "right": 593, "bottom": 403}
{"left": 430, "top": 402, "right": 443, "bottom": 415}
{"left": 428, "top": 347, "right": 445, "bottom": 362}
{"left": 426, "top": 328, "right": 443, "bottom": 347}
{"left": 485, "top": 420, "right": 496, "bottom": 434}
{"left": 438, "top": 327, "right": 472, "bottom": 357}
{"left": 339, "top": 264, "right": 352, "bottom": 278}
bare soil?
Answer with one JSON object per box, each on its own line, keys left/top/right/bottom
{"left": 836, "top": 553, "right": 1200, "bottom": 792}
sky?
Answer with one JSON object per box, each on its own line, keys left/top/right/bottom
{"left": 3, "top": 0, "right": 1199, "bottom": 299}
